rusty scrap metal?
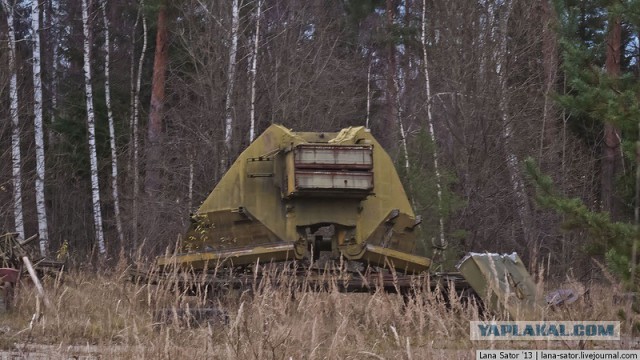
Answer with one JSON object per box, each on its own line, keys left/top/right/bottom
{"left": 0, "top": 232, "right": 64, "bottom": 313}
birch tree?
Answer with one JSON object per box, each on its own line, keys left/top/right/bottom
{"left": 128, "top": 6, "right": 140, "bottom": 161}
{"left": 100, "top": 0, "right": 124, "bottom": 246}
{"left": 384, "top": 0, "right": 398, "bottom": 145}
{"left": 50, "top": 0, "right": 58, "bottom": 129}
{"left": 421, "top": 0, "right": 445, "bottom": 250}
{"left": 82, "top": 0, "right": 106, "bottom": 254}
{"left": 394, "top": 74, "right": 410, "bottom": 172}
{"left": 31, "top": 0, "right": 50, "bottom": 256}
{"left": 365, "top": 59, "right": 372, "bottom": 129}
{"left": 392, "top": 2, "right": 409, "bottom": 174}
{"left": 132, "top": 4, "right": 148, "bottom": 249}
{"left": 3, "top": 0, "right": 25, "bottom": 241}
{"left": 248, "top": 0, "right": 262, "bottom": 143}
{"left": 223, "top": 0, "right": 239, "bottom": 169}
{"left": 496, "top": 0, "right": 533, "bottom": 247}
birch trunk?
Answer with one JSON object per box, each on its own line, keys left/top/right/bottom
{"left": 393, "top": 73, "right": 410, "bottom": 172}
{"left": 223, "top": 0, "right": 239, "bottom": 170}
{"left": 44, "top": 0, "right": 58, "bottom": 143}
{"left": 188, "top": 156, "right": 194, "bottom": 211}
{"left": 100, "top": 0, "right": 124, "bottom": 246}
{"left": 82, "top": 0, "right": 106, "bottom": 255}
{"left": 385, "top": 0, "right": 398, "bottom": 141}
{"left": 51, "top": 5, "right": 58, "bottom": 128}
{"left": 248, "top": 0, "right": 262, "bottom": 143}
{"left": 3, "top": 0, "right": 25, "bottom": 241}
{"left": 366, "top": 58, "right": 371, "bottom": 129}
{"left": 390, "top": 1, "right": 409, "bottom": 173}
{"left": 496, "top": 0, "right": 533, "bottom": 248}
{"left": 421, "top": 0, "right": 446, "bottom": 249}
{"left": 50, "top": 40, "right": 58, "bottom": 143}
{"left": 31, "top": 0, "right": 50, "bottom": 256}
{"left": 127, "top": 6, "right": 140, "bottom": 173}
{"left": 386, "top": 0, "right": 409, "bottom": 185}
{"left": 132, "top": 4, "right": 148, "bottom": 249}
{"left": 145, "top": 3, "right": 168, "bottom": 196}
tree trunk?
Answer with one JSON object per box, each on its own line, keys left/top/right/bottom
{"left": 366, "top": 58, "right": 372, "bottom": 129}
{"left": 145, "top": 3, "right": 168, "bottom": 197}
{"left": 633, "top": 119, "right": 640, "bottom": 287}
{"left": 132, "top": 3, "right": 148, "bottom": 250}
{"left": 387, "top": 0, "right": 408, "bottom": 171}
{"left": 31, "top": 0, "right": 50, "bottom": 256}
{"left": 385, "top": 0, "right": 398, "bottom": 145}
{"left": 538, "top": 0, "right": 559, "bottom": 162}
{"left": 248, "top": 0, "right": 262, "bottom": 143}
{"left": 421, "top": 0, "right": 446, "bottom": 250}
{"left": 497, "top": 0, "right": 533, "bottom": 250}
{"left": 602, "top": 15, "right": 622, "bottom": 216}
{"left": 188, "top": 155, "right": 194, "bottom": 211}
{"left": 395, "top": 75, "right": 410, "bottom": 172}
{"left": 82, "top": 0, "right": 106, "bottom": 255}
{"left": 128, "top": 7, "right": 140, "bottom": 172}
{"left": 223, "top": 0, "right": 239, "bottom": 171}
{"left": 101, "top": 0, "right": 124, "bottom": 247}
{"left": 3, "top": 0, "right": 25, "bottom": 241}
{"left": 50, "top": 28, "right": 58, "bottom": 143}
{"left": 44, "top": 0, "right": 58, "bottom": 144}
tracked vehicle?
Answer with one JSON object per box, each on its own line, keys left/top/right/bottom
{"left": 150, "top": 125, "right": 542, "bottom": 318}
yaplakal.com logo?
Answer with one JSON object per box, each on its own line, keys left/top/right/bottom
{"left": 470, "top": 321, "right": 620, "bottom": 340}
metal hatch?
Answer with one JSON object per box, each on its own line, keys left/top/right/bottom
{"left": 294, "top": 145, "right": 373, "bottom": 170}
{"left": 285, "top": 144, "right": 374, "bottom": 197}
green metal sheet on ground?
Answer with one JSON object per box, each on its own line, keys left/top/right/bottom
{"left": 457, "top": 252, "right": 543, "bottom": 320}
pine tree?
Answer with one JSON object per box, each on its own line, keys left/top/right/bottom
{"left": 145, "top": 0, "right": 168, "bottom": 197}
{"left": 553, "top": 0, "right": 640, "bottom": 286}
{"left": 525, "top": 158, "right": 638, "bottom": 287}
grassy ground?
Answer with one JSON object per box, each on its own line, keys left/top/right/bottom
{"left": 0, "top": 260, "right": 638, "bottom": 359}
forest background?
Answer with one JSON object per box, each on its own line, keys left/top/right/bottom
{"left": 2, "top": 0, "right": 640, "bottom": 287}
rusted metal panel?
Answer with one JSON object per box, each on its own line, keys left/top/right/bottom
{"left": 294, "top": 145, "right": 373, "bottom": 170}
{"left": 294, "top": 170, "right": 373, "bottom": 191}
{"left": 361, "top": 244, "right": 431, "bottom": 273}
{"left": 157, "top": 243, "right": 296, "bottom": 269}
{"left": 0, "top": 268, "right": 19, "bottom": 283}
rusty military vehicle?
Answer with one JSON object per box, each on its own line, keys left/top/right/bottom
{"left": 148, "top": 124, "right": 541, "bottom": 319}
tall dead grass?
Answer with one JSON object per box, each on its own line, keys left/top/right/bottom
{"left": 0, "top": 260, "right": 637, "bottom": 359}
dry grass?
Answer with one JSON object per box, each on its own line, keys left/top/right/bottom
{"left": 0, "top": 260, "right": 638, "bottom": 359}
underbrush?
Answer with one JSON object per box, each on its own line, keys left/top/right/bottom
{"left": 0, "top": 260, "right": 638, "bottom": 359}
